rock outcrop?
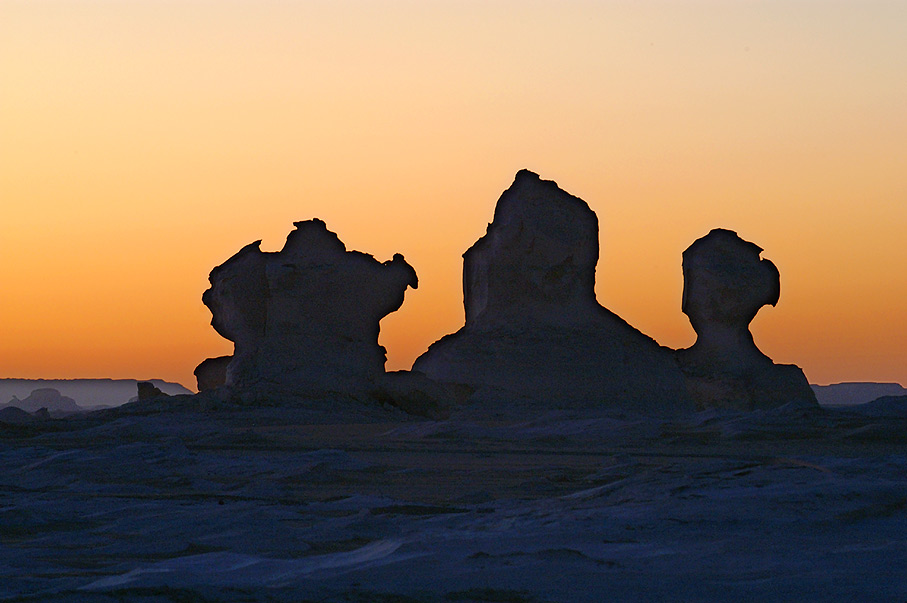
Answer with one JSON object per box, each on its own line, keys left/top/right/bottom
{"left": 200, "top": 219, "right": 418, "bottom": 394}
{"left": 2, "top": 388, "right": 81, "bottom": 414}
{"left": 194, "top": 356, "right": 231, "bottom": 392}
{"left": 136, "top": 381, "right": 168, "bottom": 401}
{"left": 413, "top": 170, "right": 692, "bottom": 415}
{"left": 675, "top": 229, "right": 817, "bottom": 410}
{"left": 0, "top": 405, "right": 38, "bottom": 425}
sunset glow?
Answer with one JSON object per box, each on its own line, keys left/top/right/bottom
{"left": 2, "top": 1, "right": 905, "bottom": 389}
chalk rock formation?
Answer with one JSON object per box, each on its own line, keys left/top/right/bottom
{"left": 194, "top": 356, "right": 230, "bottom": 392}
{"left": 137, "top": 381, "right": 168, "bottom": 401}
{"left": 413, "top": 170, "right": 692, "bottom": 415}
{"left": 2, "top": 388, "right": 81, "bottom": 414}
{"left": 675, "top": 229, "right": 817, "bottom": 410}
{"left": 202, "top": 219, "right": 418, "bottom": 393}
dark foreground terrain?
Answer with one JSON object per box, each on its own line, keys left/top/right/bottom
{"left": 2, "top": 397, "right": 906, "bottom": 602}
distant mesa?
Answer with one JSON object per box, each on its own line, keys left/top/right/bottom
{"left": 811, "top": 382, "right": 907, "bottom": 407}
{"left": 413, "top": 169, "right": 693, "bottom": 415}
{"left": 675, "top": 229, "right": 817, "bottom": 410}
{"left": 198, "top": 219, "right": 418, "bottom": 395}
{"left": 0, "top": 379, "right": 192, "bottom": 409}
{"left": 2, "top": 388, "right": 81, "bottom": 415}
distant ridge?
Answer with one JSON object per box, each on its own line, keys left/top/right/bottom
{"left": 811, "top": 382, "right": 907, "bottom": 407}
{"left": 0, "top": 379, "right": 192, "bottom": 409}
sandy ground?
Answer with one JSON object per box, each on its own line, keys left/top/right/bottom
{"left": 2, "top": 398, "right": 906, "bottom": 602}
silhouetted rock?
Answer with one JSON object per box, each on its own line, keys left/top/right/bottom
{"left": 461, "top": 170, "right": 599, "bottom": 330}
{"left": 137, "top": 381, "right": 168, "bottom": 401}
{"left": 849, "top": 394, "right": 907, "bottom": 418}
{"left": 2, "top": 388, "right": 81, "bottom": 414}
{"left": 413, "top": 170, "right": 692, "bottom": 415}
{"left": 203, "top": 219, "right": 418, "bottom": 394}
{"left": 675, "top": 229, "right": 817, "bottom": 410}
{"left": 194, "top": 356, "right": 231, "bottom": 392}
{"left": 0, "top": 405, "right": 36, "bottom": 425}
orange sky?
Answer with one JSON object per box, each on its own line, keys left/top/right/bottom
{"left": 1, "top": 1, "right": 905, "bottom": 390}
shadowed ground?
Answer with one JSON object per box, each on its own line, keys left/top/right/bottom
{"left": 2, "top": 400, "right": 906, "bottom": 602}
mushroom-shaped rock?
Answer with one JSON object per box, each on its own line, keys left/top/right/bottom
{"left": 413, "top": 170, "right": 692, "bottom": 415}
{"left": 202, "top": 219, "right": 418, "bottom": 393}
{"left": 676, "top": 229, "right": 817, "bottom": 410}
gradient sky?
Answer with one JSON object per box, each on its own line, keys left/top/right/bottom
{"left": 2, "top": 1, "right": 905, "bottom": 390}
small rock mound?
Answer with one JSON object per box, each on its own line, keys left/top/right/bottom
{"left": 849, "top": 395, "right": 907, "bottom": 418}
{"left": 137, "top": 381, "right": 168, "bottom": 401}
{"left": 0, "top": 405, "right": 38, "bottom": 425}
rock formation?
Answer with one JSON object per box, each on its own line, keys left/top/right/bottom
{"left": 194, "top": 356, "right": 231, "bottom": 392}
{"left": 413, "top": 170, "right": 692, "bottom": 415}
{"left": 2, "top": 388, "right": 81, "bottom": 414}
{"left": 0, "top": 379, "right": 192, "bottom": 409}
{"left": 136, "top": 381, "right": 168, "bottom": 401}
{"left": 675, "top": 229, "right": 817, "bottom": 410}
{"left": 199, "top": 219, "right": 418, "bottom": 394}
{"left": 0, "top": 405, "right": 38, "bottom": 425}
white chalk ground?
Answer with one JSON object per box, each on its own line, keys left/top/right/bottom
{"left": 2, "top": 399, "right": 907, "bottom": 602}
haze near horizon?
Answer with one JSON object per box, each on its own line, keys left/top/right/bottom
{"left": 1, "top": 1, "right": 905, "bottom": 389}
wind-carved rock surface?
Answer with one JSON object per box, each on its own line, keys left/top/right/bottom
{"left": 413, "top": 170, "right": 692, "bottom": 415}
{"left": 675, "top": 229, "right": 817, "bottom": 410}
{"left": 199, "top": 219, "right": 418, "bottom": 395}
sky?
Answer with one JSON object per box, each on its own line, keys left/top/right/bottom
{"left": 1, "top": 1, "right": 905, "bottom": 390}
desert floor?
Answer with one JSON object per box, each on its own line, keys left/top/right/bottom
{"left": 2, "top": 398, "right": 906, "bottom": 602}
